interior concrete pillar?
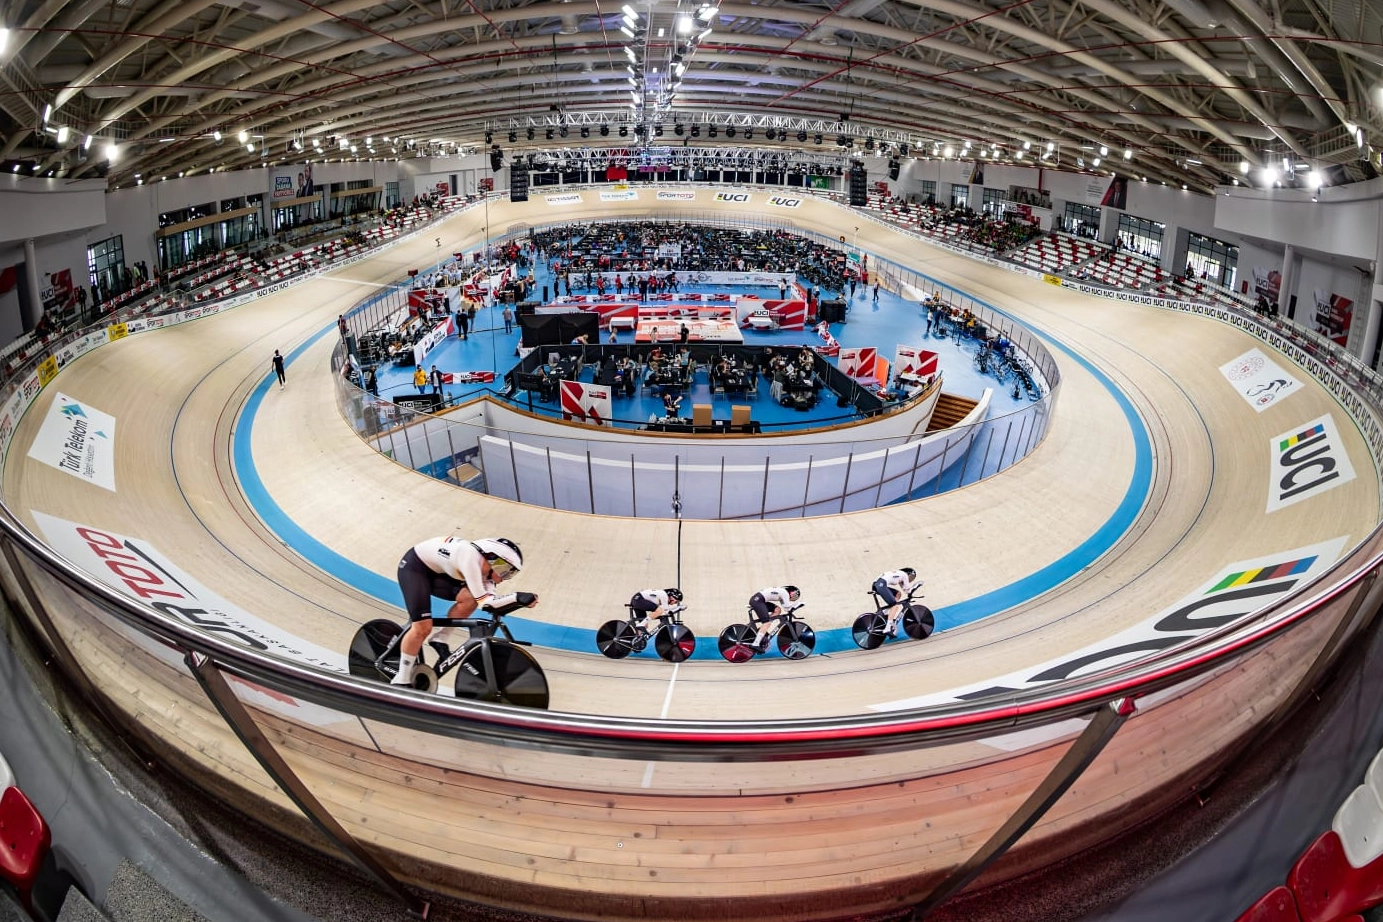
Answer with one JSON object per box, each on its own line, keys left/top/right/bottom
{"left": 1278, "top": 243, "right": 1298, "bottom": 319}
{"left": 21, "top": 238, "right": 42, "bottom": 330}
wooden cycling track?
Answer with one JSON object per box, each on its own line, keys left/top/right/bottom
{"left": 3, "top": 194, "right": 1379, "bottom": 921}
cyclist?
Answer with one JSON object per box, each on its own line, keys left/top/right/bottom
{"left": 390, "top": 536, "right": 537, "bottom": 686}
{"left": 873, "top": 567, "right": 922, "bottom": 637}
{"left": 629, "top": 587, "right": 684, "bottom": 633}
{"left": 748, "top": 585, "right": 801, "bottom": 652}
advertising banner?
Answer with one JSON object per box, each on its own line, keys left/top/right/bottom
{"left": 838, "top": 346, "right": 878, "bottom": 381}
{"left": 714, "top": 191, "right": 751, "bottom": 204}
{"left": 559, "top": 380, "right": 611, "bottom": 426}
{"left": 33, "top": 512, "right": 347, "bottom": 671}
{"left": 412, "top": 316, "right": 455, "bottom": 367}
{"left": 1312, "top": 289, "right": 1353, "bottom": 347}
{"left": 599, "top": 189, "right": 638, "bottom": 201}
{"left": 271, "top": 163, "right": 315, "bottom": 200}
{"left": 545, "top": 193, "right": 582, "bottom": 205}
{"left": 1267, "top": 414, "right": 1356, "bottom": 512}
{"left": 766, "top": 195, "right": 803, "bottom": 208}
{"left": 894, "top": 347, "right": 939, "bottom": 382}
{"left": 873, "top": 536, "right": 1348, "bottom": 713}
{"left": 27, "top": 392, "right": 117, "bottom": 491}
{"left": 1218, "top": 347, "right": 1301, "bottom": 412}
{"left": 656, "top": 190, "right": 696, "bottom": 201}
{"left": 1252, "top": 265, "right": 1281, "bottom": 303}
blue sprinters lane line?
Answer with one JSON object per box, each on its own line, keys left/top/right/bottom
{"left": 234, "top": 276, "right": 1153, "bottom": 660}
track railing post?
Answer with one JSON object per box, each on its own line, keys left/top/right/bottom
{"left": 908, "top": 697, "right": 1136, "bottom": 920}
{"left": 184, "top": 651, "right": 431, "bottom": 919}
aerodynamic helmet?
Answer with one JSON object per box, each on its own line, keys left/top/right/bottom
{"left": 473, "top": 537, "right": 523, "bottom": 581}
{"left": 783, "top": 585, "right": 801, "bottom": 602}
{"left": 902, "top": 567, "right": 917, "bottom": 581}
{"left": 665, "top": 588, "right": 684, "bottom": 604}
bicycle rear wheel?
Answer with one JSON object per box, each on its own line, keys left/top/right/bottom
{"left": 454, "top": 643, "right": 550, "bottom": 709}
{"left": 718, "top": 624, "right": 758, "bottom": 663}
{"left": 778, "top": 621, "right": 816, "bottom": 660}
{"left": 655, "top": 623, "right": 696, "bottom": 663}
{"left": 596, "top": 619, "right": 640, "bottom": 659}
{"left": 903, "top": 604, "right": 936, "bottom": 640}
{"left": 348, "top": 619, "right": 403, "bottom": 680}
{"left": 851, "top": 612, "right": 887, "bottom": 650}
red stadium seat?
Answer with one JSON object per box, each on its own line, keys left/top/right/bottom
{"left": 1235, "top": 886, "right": 1301, "bottom": 922}
{"left": 1289, "top": 831, "right": 1383, "bottom": 922}
{"left": 0, "top": 786, "right": 50, "bottom": 912}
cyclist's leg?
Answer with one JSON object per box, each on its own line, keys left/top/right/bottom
{"left": 749, "top": 594, "right": 775, "bottom": 648}
{"left": 629, "top": 595, "right": 658, "bottom": 632}
{"left": 394, "top": 550, "right": 440, "bottom": 684}
{"left": 873, "top": 579, "right": 902, "bottom": 634}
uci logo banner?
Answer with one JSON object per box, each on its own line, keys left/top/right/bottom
{"left": 1267, "top": 413, "right": 1356, "bottom": 512}
{"left": 714, "top": 192, "right": 750, "bottom": 203}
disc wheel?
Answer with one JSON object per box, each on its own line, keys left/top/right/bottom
{"left": 903, "top": 604, "right": 936, "bottom": 640}
{"left": 453, "top": 643, "right": 550, "bottom": 709}
{"left": 718, "top": 623, "right": 758, "bottom": 663}
{"left": 410, "top": 663, "right": 438, "bottom": 693}
{"left": 655, "top": 623, "right": 696, "bottom": 663}
{"left": 852, "top": 612, "right": 887, "bottom": 650}
{"left": 596, "top": 619, "right": 640, "bottom": 659}
{"left": 348, "top": 619, "right": 403, "bottom": 680}
{"left": 778, "top": 621, "right": 816, "bottom": 660}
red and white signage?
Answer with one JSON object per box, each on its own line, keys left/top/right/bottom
{"left": 441, "top": 370, "right": 497, "bottom": 384}
{"left": 838, "top": 347, "right": 878, "bottom": 381}
{"left": 894, "top": 346, "right": 939, "bottom": 382}
{"left": 560, "top": 380, "right": 611, "bottom": 426}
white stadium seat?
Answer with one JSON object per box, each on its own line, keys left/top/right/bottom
{"left": 1333, "top": 785, "right": 1383, "bottom": 868}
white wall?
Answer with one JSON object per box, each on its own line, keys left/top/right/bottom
{"left": 0, "top": 176, "right": 107, "bottom": 246}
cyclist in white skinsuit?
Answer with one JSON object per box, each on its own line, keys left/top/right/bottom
{"left": 629, "top": 587, "right": 684, "bottom": 632}
{"left": 391, "top": 537, "right": 537, "bottom": 686}
{"left": 748, "top": 585, "right": 800, "bottom": 652}
{"left": 873, "top": 567, "right": 921, "bottom": 637}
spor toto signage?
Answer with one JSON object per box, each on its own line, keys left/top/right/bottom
{"left": 656, "top": 190, "right": 696, "bottom": 200}
{"left": 34, "top": 511, "right": 347, "bottom": 671}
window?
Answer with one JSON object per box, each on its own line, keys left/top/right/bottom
{"left": 385, "top": 181, "right": 400, "bottom": 208}
{"left": 221, "top": 197, "right": 243, "bottom": 212}
{"left": 981, "top": 187, "right": 1006, "bottom": 216}
{"left": 1063, "top": 202, "right": 1101, "bottom": 239}
{"left": 87, "top": 235, "right": 124, "bottom": 300}
{"left": 951, "top": 184, "right": 969, "bottom": 208}
{"left": 1115, "top": 214, "right": 1165, "bottom": 261}
{"left": 918, "top": 180, "right": 936, "bottom": 205}
{"left": 1186, "top": 232, "right": 1238, "bottom": 287}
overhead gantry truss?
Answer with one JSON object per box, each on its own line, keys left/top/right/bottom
{"left": 0, "top": 0, "right": 1376, "bottom": 194}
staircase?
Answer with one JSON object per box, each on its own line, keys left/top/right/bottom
{"left": 926, "top": 392, "right": 979, "bottom": 432}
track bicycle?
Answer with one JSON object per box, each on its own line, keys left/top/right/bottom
{"left": 851, "top": 586, "right": 935, "bottom": 650}
{"left": 718, "top": 603, "right": 814, "bottom": 663}
{"left": 596, "top": 604, "right": 696, "bottom": 663}
{"left": 347, "top": 595, "right": 549, "bottom": 708}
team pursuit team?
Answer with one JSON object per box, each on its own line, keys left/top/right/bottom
{"left": 391, "top": 534, "right": 923, "bottom": 684}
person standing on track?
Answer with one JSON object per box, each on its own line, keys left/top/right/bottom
{"left": 389, "top": 537, "right": 537, "bottom": 686}
{"left": 271, "top": 350, "right": 286, "bottom": 387}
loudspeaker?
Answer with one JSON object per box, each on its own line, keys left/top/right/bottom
{"left": 848, "top": 162, "right": 868, "bottom": 206}
{"left": 888, "top": 158, "right": 900, "bottom": 180}
{"left": 510, "top": 164, "right": 529, "bottom": 202}
{"left": 489, "top": 146, "right": 504, "bottom": 172}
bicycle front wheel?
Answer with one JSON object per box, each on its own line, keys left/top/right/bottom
{"left": 454, "top": 643, "right": 550, "bottom": 709}
{"left": 851, "top": 613, "right": 887, "bottom": 650}
{"left": 718, "top": 623, "right": 758, "bottom": 663}
{"left": 655, "top": 623, "right": 696, "bottom": 663}
{"left": 778, "top": 621, "right": 816, "bottom": 660}
{"left": 348, "top": 619, "right": 403, "bottom": 680}
{"left": 903, "top": 604, "right": 936, "bottom": 640}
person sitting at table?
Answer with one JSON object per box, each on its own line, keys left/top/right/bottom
{"left": 662, "top": 389, "right": 682, "bottom": 419}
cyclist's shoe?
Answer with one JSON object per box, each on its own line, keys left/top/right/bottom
{"left": 887, "top": 620, "right": 900, "bottom": 638}
{"left": 428, "top": 641, "right": 452, "bottom": 663}
{"left": 754, "top": 636, "right": 772, "bottom": 653}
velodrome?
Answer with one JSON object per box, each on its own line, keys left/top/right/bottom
{"left": 2, "top": 191, "right": 1378, "bottom": 916}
